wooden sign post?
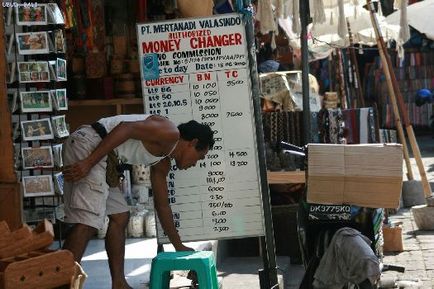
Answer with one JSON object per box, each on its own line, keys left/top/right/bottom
{"left": 0, "top": 4, "right": 22, "bottom": 231}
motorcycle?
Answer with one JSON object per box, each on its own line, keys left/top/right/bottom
{"left": 279, "top": 142, "right": 404, "bottom": 289}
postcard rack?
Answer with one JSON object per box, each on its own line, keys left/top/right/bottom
{"left": 0, "top": 220, "right": 80, "bottom": 289}
{"left": 4, "top": 2, "right": 68, "bottom": 226}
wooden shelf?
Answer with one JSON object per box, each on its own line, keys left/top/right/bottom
{"left": 69, "top": 98, "right": 142, "bottom": 107}
{"left": 267, "top": 171, "right": 305, "bottom": 184}
{"left": 66, "top": 98, "right": 144, "bottom": 131}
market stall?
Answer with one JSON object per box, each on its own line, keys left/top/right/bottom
{"left": 0, "top": 1, "right": 433, "bottom": 288}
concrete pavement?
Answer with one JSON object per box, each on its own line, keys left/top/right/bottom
{"left": 381, "top": 134, "right": 434, "bottom": 288}
{"left": 74, "top": 134, "right": 434, "bottom": 289}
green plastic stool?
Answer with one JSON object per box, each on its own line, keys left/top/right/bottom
{"left": 149, "top": 251, "right": 218, "bottom": 289}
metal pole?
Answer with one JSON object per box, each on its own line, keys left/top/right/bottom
{"left": 239, "top": 0, "right": 278, "bottom": 288}
{"left": 300, "top": 0, "right": 311, "bottom": 144}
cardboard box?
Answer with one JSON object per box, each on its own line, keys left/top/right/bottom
{"left": 307, "top": 144, "right": 403, "bottom": 208}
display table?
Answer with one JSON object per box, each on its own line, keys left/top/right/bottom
{"left": 267, "top": 171, "right": 305, "bottom": 184}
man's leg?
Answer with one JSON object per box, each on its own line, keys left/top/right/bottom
{"left": 63, "top": 223, "right": 97, "bottom": 262}
{"left": 106, "top": 211, "right": 132, "bottom": 289}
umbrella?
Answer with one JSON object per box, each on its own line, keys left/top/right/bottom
{"left": 275, "top": 0, "right": 399, "bottom": 55}
{"left": 310, "top": 1, "right": 399, "bottom": 49}
{"left": 385, "top": 0, "right": 434, "bottom": 40}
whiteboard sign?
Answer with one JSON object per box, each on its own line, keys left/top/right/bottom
{"left": 137, "top": 14, "right": 265, "bottom": 243}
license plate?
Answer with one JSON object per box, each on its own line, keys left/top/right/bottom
{"left": 308, "top": 204, "right": 352, "bottom": 221}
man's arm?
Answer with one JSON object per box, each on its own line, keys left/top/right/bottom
{"left": 151, "top": 158, "right": 193, "bottom": 251}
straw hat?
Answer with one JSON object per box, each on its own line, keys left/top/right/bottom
{"left": 177, "top": 0, "right": 214, "bottom": 18}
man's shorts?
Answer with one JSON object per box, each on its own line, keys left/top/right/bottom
{"left": 62, "top": 125, "right": 129, "bottom": 230}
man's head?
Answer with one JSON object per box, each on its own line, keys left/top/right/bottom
{"left": 174, "top": 120, "right": 215, "bottom": 170}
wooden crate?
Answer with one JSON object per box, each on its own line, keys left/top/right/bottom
{"left": 0, "top": 220, "right": 78, "bottom": 289}
{"left": 0, "top": 250, "right": 75, "bottom": 289}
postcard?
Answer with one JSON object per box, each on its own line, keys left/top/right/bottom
{"left": 13, "top": 122, "right": 20, "bottom": 141}
{"left": 7, "top": 33, "right": 14, "bottom": 55}
{"left": 53, "top": 29, "right": 65, "bottom": 53}
{"left": 22, "top": 175, "right": 54, "bottom": 197}
{"left": 20, "top": 90, "right": 52, "bottom": 113}
{"left": 48, "top": 60, "right": 56, "bottom": 80}
{"left": 56, "top": 58, "right": 67, "bottom": 81}
{"left": 7, "top": 90, "right": 18, "bottom": 113}
{"left": 51, "top": 115, "right": 69, "bottom": 138}
{"left": 7, "top": 62, "right": 16, "bottom": 83}
{"left": 21, "top": 118, "right": 54, "bottom": 141}
{"left": 52, "top": 143, "right": 63, "bottom": 168}
{"left": 55, "top": 89, "right": 68, "bottom": 110}
{"left": 6, "top": 6, "right": 13, "bottom": 26}
{"left": 17, "top": 61, "right": 50, "bottom": 83}
{"left": 54, "top": 172, "right": 64, "bottom": 195}
{"left": 16, "top": 4, "right": 48, "bottom": 26}
{"left": 22, "top": 146, "right": 54, "bottom": 169}
{"left": 16, "top": 31, "right": 49, "bottom": 55}
{"left": 13, "top": 143, "right": 21, "bottom": 169}
{"left": 47, "top": 3, "right": 65, "bottom": 25}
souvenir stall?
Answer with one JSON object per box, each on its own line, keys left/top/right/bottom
{"left": 0, "top": 0, "right": 426, "bottom": 287}
{"left": 364, "top": 44, "right": 434, "bottom": 130}
{"left": 3, "top": 0, "right": 69, "bottom": 236}
{"left": 0, "top": 2, "right": 84, "bottom": 288}
{"left": 1, "top": 1, "right": 285, "bottom": 287}
{"left": 253, "top": 0, "right": 411, "bottom": 270}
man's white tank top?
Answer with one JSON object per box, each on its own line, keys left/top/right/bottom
{"left": 98, "top": 114, "right": 164, "bottom": 165}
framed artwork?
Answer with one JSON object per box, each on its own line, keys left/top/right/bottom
{"left": 16, "top": 4, "right": 47, "bottom": 26}
{"left": 55, "top": 89, "right": 68, "bottom": 110}
{"left": 16, "top": 32, "right": 49, "bottom": 55}
{"left": 51, "top": 115, "right": 69, "bottom": 138}
{"left": 22, "top": 175, "right": 54, "bottom": 197}
{"left": 21, "top": 146, "right": 54, "bottom": 169}
{"left": 21, "top": 118, "right": 54, "bottom": 141}
{"left": 56, "top": 58, "right": 67, "bottom": 81}
{"left": 17, "top": 61, "right": 50, "bottom": 83}
{"left": 19, "top": 90, "right": 52, "bottom": 113}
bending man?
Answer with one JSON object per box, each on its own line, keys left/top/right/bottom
{"left": 62, "top": 114, "right": 214, "bottom": 289}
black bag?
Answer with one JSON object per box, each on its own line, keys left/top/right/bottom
{"left": 106, "top": 150, "right": 121, "bottom": 187}
{"left": 91, "top": 122, "right": 122, "bottom": 188}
